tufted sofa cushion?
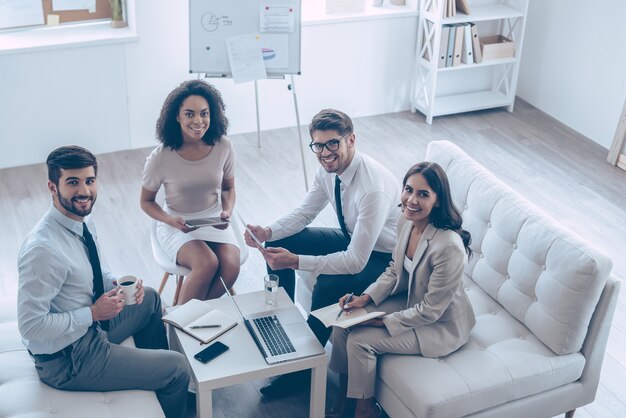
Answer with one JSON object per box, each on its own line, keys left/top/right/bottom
{"left": 0, "top": 321, "right": 165, "bottom": 418}
{"left": 378, "top": 275, "right": 587, "bottom": 417}
{"left": 427, "top": 141, "right": 612, "bottom": 355}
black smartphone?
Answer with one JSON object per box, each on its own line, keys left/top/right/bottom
{"left": 193, "top": 341, "right": 229, "bottom": 364}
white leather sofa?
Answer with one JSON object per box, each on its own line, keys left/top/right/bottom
{"left": 0, "top": 320, "right": 165, "bottom": 418}
{"left": 296, "top": 140, "right": 620, "bottom": 418}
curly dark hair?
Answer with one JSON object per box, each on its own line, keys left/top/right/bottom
{"left": 156, "top": 79, "right": 229, "bottom": 149}
{"left": 402, "top": 162, "right": 472, "bottom": 256}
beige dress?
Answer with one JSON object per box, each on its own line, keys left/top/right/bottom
{"left": 142, "top": 138, "right": 237, "bottom": 262}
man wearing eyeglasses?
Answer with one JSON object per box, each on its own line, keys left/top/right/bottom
{"left": 244, "top": 108, "right": 399, "bottom": 398}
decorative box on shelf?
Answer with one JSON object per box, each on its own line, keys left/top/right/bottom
{"left": 480, "top": 35, "right": 516, "bottom": 60}
{"left": 326, "top": 0, "right": 366, "bottom": 14}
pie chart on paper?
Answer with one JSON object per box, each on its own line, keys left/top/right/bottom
{"left": 262, "top": 48, "right": 276, "bottom": 60}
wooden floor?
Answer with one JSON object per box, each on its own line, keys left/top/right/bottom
{"left": 1, "top": 99, "right": 625, "bottom": 417}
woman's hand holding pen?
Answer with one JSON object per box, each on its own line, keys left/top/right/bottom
{"left": 338, "top": 294, "right": 384, "bottom": 327}
{"left": 339, "top": 293, "right": 371, "bottom": 312}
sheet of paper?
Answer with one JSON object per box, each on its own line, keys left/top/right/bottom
{"left": 260, "top": 3, "right": 295, "bottom": 33}
{"left": 51, "top": 0, "right": 95, "bottom": 11}
{"left": 258, "top": 34, "right": 289, "bottom": 69}
{"left": 0, "top": 0, "right": 44, "bottom": 29}
{"left": 47, "top": 14, "right": 60, "bottom": 26}
{"left": 226, "top": 33, "right": 267, "bottom": 84}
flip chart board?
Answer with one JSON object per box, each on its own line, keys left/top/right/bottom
{"left": 189, "top": 0, "right": 301, "bottom": 77}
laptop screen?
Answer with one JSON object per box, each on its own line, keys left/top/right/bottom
{"left": 219, "top": 277, "right": 246, "bottom": 320}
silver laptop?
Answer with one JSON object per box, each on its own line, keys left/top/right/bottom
{"left": 221, "top": 279, "right": 325, "bottom": 364}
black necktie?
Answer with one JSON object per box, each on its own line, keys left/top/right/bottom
{"left": 334, "top": 176, "right": 350, "bottom": 242}
{"left": 83, "top": 223, "right": 108, "bottom": 331}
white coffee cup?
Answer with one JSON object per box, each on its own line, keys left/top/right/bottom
{"left": 118, "top": 275, "right": 138, "bottom": 305}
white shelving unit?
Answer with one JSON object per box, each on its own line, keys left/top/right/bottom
{"left": 411, "top": 0, "right": 528, "bottom": 124}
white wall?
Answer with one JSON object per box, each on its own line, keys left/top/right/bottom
{"left": 0, "top": 45, "right": 130, "bottom": 168}
{"left": 3, "top": 0, "right": 622, "bottom": 169}
{"left": 0, "top": 0, "right": 417, "bottom": 169}
{"left": 517, "top": 1, "right": 626, "bottom": 150}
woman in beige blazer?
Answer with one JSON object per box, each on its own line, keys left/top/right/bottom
{"left": 329, "top": 162, "right": 475, "bottom": 418}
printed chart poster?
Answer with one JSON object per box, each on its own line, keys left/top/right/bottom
{"left": 260, "top": 3, "right": 295, "bottom": 33}
{"left": 258, "top": 34, "right": 289, "bottom": 69}
{"left": 226, "top": 33, "right": 267, "bottom": 83}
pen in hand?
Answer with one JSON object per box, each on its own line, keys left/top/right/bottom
{"left": 189, "top": 324, "right": 222, "bottom": 329}
{"left": 336, "top": 293, "right": 354, "bottom": 320}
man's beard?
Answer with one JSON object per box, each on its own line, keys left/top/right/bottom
{"left": 57, "top": 190, "right": 96, "bottom": 217}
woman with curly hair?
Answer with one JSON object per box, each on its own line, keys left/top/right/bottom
{"left": 140, "top": 80, "right": 239, "bottom": 303}
{"left": 329, "top": 162, "right": 475, "bottom": 418}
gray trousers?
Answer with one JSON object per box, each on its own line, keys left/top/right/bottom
{"left": 329, "top": 295, "right": 421, "bottom": 399}
{"left": 33, "top": 288, "right": 191, "bottom": 418}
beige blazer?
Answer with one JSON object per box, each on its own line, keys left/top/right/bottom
{"left": 364, "top": 214, "right": 475, "bottom": 358}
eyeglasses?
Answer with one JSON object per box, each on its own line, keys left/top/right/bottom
{"left": 308, "top": 133, "right": 350, "bottom": 154}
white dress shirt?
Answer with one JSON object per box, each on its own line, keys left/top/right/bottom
{"left": 269, "top": 151, "right": 400, "bottom": 275}
{"left": 17, "top": 205, "right": 117, "bottom": 354}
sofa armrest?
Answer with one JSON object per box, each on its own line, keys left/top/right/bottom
{"left": 578, "top": 276, "right": 621, "bottom": 392}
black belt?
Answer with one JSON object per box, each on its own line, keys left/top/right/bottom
{"left": 29, "top": 345, "right": 72, "bottom": 363}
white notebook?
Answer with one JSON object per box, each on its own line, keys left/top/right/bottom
{"left": 162, "top": 299, "right": 237, "bottom": 344}
{"left": 311, "top": 303, "right": 385, "bottom": 329}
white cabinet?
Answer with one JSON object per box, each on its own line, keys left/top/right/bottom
{"left": 411, "top": 0, "right": 528, "bottom": 123}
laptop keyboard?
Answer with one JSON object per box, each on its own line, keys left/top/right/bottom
{"left": 253, "top": 315, "right": 296, "bottom": 356}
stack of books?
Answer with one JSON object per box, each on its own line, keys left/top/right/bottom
{"left": 441, "top": 0, "right": 471, "bottom": 18}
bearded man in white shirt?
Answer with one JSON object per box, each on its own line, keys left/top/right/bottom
{"left": 245, "top": 109, "right": 400, "bottom": 398}
{"left": 17, "top": 145, "right": 190, "bottom": 418}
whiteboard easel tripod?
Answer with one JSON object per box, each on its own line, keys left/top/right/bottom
{"left": 250, "top": 75, "right": 308, "bottom": 191}
{"left": 189, "top": 0, "right": 308, "bottom": 190}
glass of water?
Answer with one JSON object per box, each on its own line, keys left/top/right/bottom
{"left": 264, "top": 274, "right": 279, "bottom": 305}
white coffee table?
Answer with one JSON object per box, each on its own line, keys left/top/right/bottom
{"left": 168, "top": 288, "right": 328, "bottom": 418}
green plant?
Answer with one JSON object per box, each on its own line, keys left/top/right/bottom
{"left": 109, "top": 0, "right": 123, "bottom": 21}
